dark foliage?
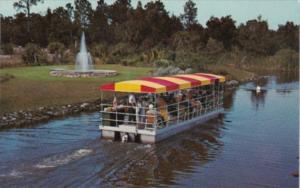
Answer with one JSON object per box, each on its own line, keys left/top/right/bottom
{"left": 23, "top": 43, "right": 47, "bottom": 65}
{"left": 1, "top": 0, "right": 298, "bottom": 60}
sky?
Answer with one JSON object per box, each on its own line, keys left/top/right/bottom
{"left": 0, "top": 0, "right": 299, "bottom": 29}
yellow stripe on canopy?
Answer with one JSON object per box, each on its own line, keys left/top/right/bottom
{"left": 115, "top": 80, "right": 166, "bottom": 93}
{"left": 176, "top": 74, "right": 211, "bottom": 85}
{"left": 156, "top": 77, "right": 191, "bottom": 89}
{"left": 198, "top": 73, "right": 226, "bottom": 82}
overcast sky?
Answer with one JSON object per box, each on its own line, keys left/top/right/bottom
{"left": 0, "top": 0, "right": 299, "bottom": 29}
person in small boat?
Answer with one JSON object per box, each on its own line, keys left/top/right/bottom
{"left": 128, "top": 94, "right": 136, "bottom": 124}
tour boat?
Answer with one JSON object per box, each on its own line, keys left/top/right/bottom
{"left": 99, "top": 73, "right": 225, "bottom": 143}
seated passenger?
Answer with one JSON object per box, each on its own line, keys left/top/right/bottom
{"left": 116, "top": 99, "right": 125, "bottom": 125}
{"left": 191, "top": 98, "right": 202, "bottom": 115}
{"left": 157, "top": 97, "right": 168, "bottom": 125}
{"left": 136, "top": 99, "right": 145, "bottom": 127}
{"left": 128, "top": 94, "right": 136, "bottom": 124}
{"left": 168, "top": 98, "right": 177, "bottom": 117}
{"left": 176, "top": 93, "right": 185, "bottom": 120}
{"left": 112, "top": 96, "right": 117, "bottom": 110}
{"left": 146, "top": 104, "right": 157, "bottom": 127}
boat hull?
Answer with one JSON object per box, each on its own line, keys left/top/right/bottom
{"left": 100, "top": 108, "right": 223, "bottom": 143}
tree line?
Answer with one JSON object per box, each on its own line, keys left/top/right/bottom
{"left": 1, "top": 0, "right": 299, "bottom": 69}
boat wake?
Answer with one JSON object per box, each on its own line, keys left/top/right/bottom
{"left": 35, "top": 149, "right": 93, "bottom": 169}
{"left": 0, "top": 169, "right": 25, "bottom": 178}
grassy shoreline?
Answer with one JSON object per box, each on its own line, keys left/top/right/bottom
{"left": 0, "top": 63, "right": 261, "bottom": 115}
{"left": 0, "top": 65, "right": 153, "bottom": 114}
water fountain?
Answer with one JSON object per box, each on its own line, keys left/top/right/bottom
{"left": 50, "top": 32, "right": 117, "bottom": 78}
{"left": 75, "top": 32, "right": 93, "bottom": 72}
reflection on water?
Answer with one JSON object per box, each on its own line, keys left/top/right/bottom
{"left": 0, "top": 73, "right": 298, "bottom": 187}
{"left": 250, "top": 90, "right": 267, "bottom": 111}
{"left": 105, "top": 117, "right": 224, "bottom": 187}
{"left": 223, "top": 90, "right": 236, "bottom": 110}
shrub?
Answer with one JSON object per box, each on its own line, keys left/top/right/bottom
{"left": 171, "top": 31, "right": 205, "bottom": 52}
{"left": 205, "top": 38, "right": 224, "bottom": 55}
{"left": 47, "top": 42, "right": 66, "bottom": 64}
{"left": 121, "top": 55, "right": 143, "bottom": 67}
{"left": 153, "top": 65, "right": 193, "bottom": 76}
{"left": 23, "top": 43, "right": 48, "bottom": 65}
{"left": 106, "top": 56, "right": 119, "bottom": 64}
{"left": 48, "top": 42, "right": 65, "bottom": 54}
{"left": 272, "top": 48, "right": 299, "bottom": 70}
{"left": 153, "top": 59, "right": 171, "bottom": 67}
{"left": 1, "top": 43, "right": 14, "bottom": 55}
{"left": 174, "top": 51, "right": 209, "bottom": 71}
{"left": 111, "top": 42, "right": 135, "bottom": 57}
{"left": 91, "top": 43, "right": 108, "bottom": 58}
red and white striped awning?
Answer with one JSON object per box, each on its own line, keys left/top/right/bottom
{"left": 100, "top": 73, "right": 225, "bottom": 93}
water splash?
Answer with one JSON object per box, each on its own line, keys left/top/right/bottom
{"left": 75, "top": 32, "right": 93, "bottom": 72}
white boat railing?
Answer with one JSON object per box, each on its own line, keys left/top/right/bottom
{"left": 100, "top": 88, "right": 224, "bottom": 132}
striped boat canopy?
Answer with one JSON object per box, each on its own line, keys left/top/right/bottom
{"left": 100, "top": 73, "right": 225, "bottom": 94}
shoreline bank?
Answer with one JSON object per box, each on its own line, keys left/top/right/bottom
{"left": 0, "top": 100, "right": 102, "bottom": 130}
{"left": 0, "top": 76, "right": 253, "bottom": 130}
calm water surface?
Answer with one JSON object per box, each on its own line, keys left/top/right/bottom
{"left": 0, "top": 73, "right": 298, "bottom": 187}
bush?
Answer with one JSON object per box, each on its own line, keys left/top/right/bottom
{"left": 153, "top": 59, "right": 172, "bottom": 67}
{"left": 47, "top": 42, "right": 66, "bottom": 64}
{"left": 205, "top": 38, "right": 224, "bottom": 55}
{"left": 111, "top": 42, "right": 135, "bottom": 57}
{"left": 171, "top": 31, "right": 205, "bottom": 52}
{"left": 48, "top": 42, "right": 65, "bottom": 54}
{"left": 121, "top": 55, "right": 144, "bottom": 66}
{"left": 174, "top": 51, "right": 210, "bottom": 71}
{"left": 23, "top": 43, "right": 48, "bottom": 65}
{"left": 271, "top": 48, "right": 299, "bottom": 70}
{"left": 91, "top": 43, "right": 108, "bottom": 58}
{"left": 153, "top": 65, "right": 193, "bottom": 76}
{"left": 106, "top": 56, "right": 119, "bottom": 64}
{"left": 1, "top": 43, "right": 14, "bottom": 55}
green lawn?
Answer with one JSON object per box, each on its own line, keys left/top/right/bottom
{"left": 0, "top": 65, "right": 153, "bottom": 114}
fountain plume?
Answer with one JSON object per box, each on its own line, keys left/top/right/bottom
{"left": 75, "top": 32, "right": 93, "bottom": 72}
{"left": 50, "top": 32, "right": 117, "bottom": 78}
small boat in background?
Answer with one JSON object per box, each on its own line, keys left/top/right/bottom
{"left": 256, "top": 86, "right": 261, "bottom": 93}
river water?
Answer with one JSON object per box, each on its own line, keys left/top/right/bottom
{"left": 0, "top": 73, "right": 298, "bottom": 187}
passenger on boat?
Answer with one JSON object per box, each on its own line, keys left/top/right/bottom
{"left": 143, "top": 99, "right": 151, "bottom": 127}
{"left": 168, "top": 97, "right": 177, "bottom": 116}
{"left": 190, "top": 96, "right": 202, "bottom": 116}
{"left": 116, "top": 99, "right": 125, "bottom": 125}
{"left": 157, "top": 97, "right": 168, "bottom": 126}
{"left": 166, "top": 96, "right": 178, "bottom": 124}
{"left": 136, "top": 99, "right": 146, "bottom": 128}
{"left": 176, "top": 92, "right": 185, "bottom": 121}
{"left": 112, "top": 96, "right": 117, "bottom": 110}
{"left": 128, "top": 94, "right": 136, "bottom": 124}
{"left": 146, "top": 104, "right": 157, "bottom": 128}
